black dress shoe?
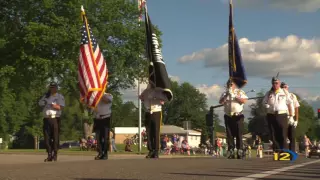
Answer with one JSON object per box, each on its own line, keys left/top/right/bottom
{"left": 99, "top": 151, "right": 108, "bottom": 160}
{"left": 227, "top": 150, "right": 235, "bottom": 159}
{"left": 237, "top": 149, "right": 243, "bottom": 159}
{"left": 151, "top": 151, "right": 159, "bottom": 159}
{"left": 53, "top": 151, "right": 58, "bottom": 161}
{"left": 94, "top": 154, "right": 101, "bottom": 160}
{"left": 53, "top": 155, "right": 58, "bottom": 161}
{"left": 99, "top": 155, "right": 107, "bottom": 160}
{"left": 146, "top": 151, "right": 153, "bottom": 158}
{"left": 44, "top": 154, "right": 53, "bottom": 162}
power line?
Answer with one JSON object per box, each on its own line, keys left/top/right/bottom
{"left": 124, "top": 86, "right": 320, "bottom": 93}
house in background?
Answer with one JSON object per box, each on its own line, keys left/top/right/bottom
{"left": 216, "top": 132, "right": 227, "bottom": 144}
{"left": 114, "top": 125, "right": 201, "bottom": 148}
{"left": 114, "top": 127, "right": 146, "bottom": 144}
{"left": 160, "top": 125, "right": 201, "bottom": 148}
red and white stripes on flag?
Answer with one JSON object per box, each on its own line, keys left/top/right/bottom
{"left": 138, "top": 0, "right": 146, "bottom": 22}
{"left": 78, "top": 7, "right": 108, "bottom": 108}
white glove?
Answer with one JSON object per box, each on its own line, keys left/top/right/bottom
{"left": 264, "top": 104, "right": 270, "bottom": 109}
{"left": 288, "top": 116, "right": 295, "bottom": 125}
{"left": 293, "top": 121, "right": 298, "bottom": 128}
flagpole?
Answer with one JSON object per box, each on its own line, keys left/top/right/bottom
{"left": 138, "top": 80, "right": 142, "bottom": 153}
{"left": 228, "top": 0, "right": 233, "bottom": 153}
{"left": 137, "top": 0, "right": 145, "bottom": 154}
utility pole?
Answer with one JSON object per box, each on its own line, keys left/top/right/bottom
{"left": 138, "top": 80, "right": 142, "bottom": 153}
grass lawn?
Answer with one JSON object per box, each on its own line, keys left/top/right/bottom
{"left": 0, "top": 144, "right": 149, "bottom": 155}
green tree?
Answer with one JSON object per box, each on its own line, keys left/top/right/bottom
{"left": 248, "top": 91, "right": 270, "bottom": 142}
{"left": 113, "top": 100, "right": 139, "bottom": 127}
{"left": 163, "top": 81, "right": 210, "bottom": 130}
{"left": 0, "top": 0, "right": 162, "bottom": 147}
{"left": 213, "top": 111, "right": 225, "bottom": 133}
{"left": 294, "top": 95, "right": 318, "bottom": 140}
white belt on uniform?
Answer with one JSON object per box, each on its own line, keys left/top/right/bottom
{"left": 45, "top": 115, "right": 59, "bottom": 119}
{"left": 95, "top": 114, "right": 111, "bottom": 120}
{"left": 267, "top": 110, "right": 287, "bottom": 115}
{"left": 226, "top": 112, "right": 243, "bottom": 117}
{"left": 146, "top": 107, "right": 161, "bottom": 114}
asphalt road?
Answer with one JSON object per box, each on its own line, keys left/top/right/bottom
{"left": 0, "top": 154, "right": 319, "bottom": 180}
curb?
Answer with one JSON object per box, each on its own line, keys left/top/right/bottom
{"left": 0, "top": 152, "right": 210, "bottom": 158}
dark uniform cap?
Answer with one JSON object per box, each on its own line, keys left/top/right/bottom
{"left": 271, "top": 76, "right": 280, "bottom": 83}
{"left": 280, "top": 82, "right": 288, "bottom": 88}
{"left": 49, "top": 82, "right": 58, "bottom": 87}
{"left": 226, "top": 79, "right": 234, "bottom": 85}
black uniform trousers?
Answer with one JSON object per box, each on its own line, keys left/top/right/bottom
{"left": 145, "top": 111, "right": 162, "bottom": 152}
{"left": 288, "top": 116, "right": 296, "bottom": 152}
{"left": 224, "top": 114, "right": 244, "bottom": 150}
{"left": 43, "top": 118, "right": 59, "bottom": 154}
{"left": 267, "top": 113, "right": 288, "bottom": 151}
{"left": 93, "top": 117, "right": 111, "bottom": 155}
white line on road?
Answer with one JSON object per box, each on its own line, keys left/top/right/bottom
{"left": 231, "top": 159, "right": 320, "bottom": 180}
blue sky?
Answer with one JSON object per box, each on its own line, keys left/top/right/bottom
{"left": 123, "top": 0, "right": 320, "bottom": 119}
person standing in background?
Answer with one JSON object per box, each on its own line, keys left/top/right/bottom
{"left": 304, "top": 135, "right": 312, "bottom": 158}
{"left": 280, "top": 82, "right": 300, "bottom": 153}
{"left": 110, "top": 128, "right": 117, "bottom": 152}
{"left": 38, "top": 82, "right": 65, "bottom": 162}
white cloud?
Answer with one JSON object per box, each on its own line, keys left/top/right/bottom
{"left": 221, "top": 0, "right": 320, "bottom": 12}
{"left": 179, "top": 35, "right": 320, "bottom": 78}
{"left": 303, "top": 95, "right": 320, "bottom": 114}
{"left": 169, "top": 75, "right": 180, "bottom": 82}
{"left": 120, "top": 79, "right": 148, "bottom": 103}
{"left": 197, "top": 84, "right": 224, "bottom": 101}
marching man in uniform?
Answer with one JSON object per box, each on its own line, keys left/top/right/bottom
{"left": 38, "top": 82, "right": 65, "bottom": 162}
{"left": 263, "top": 77, "right": 294, "bottom": 152}
{"left": 93, "top": 92, "right": 113, "bottom": 160}
{"left": 281, "top": 82, "right": 300, "bottom": 152}
{"left": 139, "top": 85, "right": 168, "bottom": 159}
{"left": 219, "top": 79, "right": 248, "bottom": 159}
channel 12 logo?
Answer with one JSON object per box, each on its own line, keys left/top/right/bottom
{"left": 273, "top": 149, "right": 298, "bottom": 162}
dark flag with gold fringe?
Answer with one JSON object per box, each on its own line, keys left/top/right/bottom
{"left": 228, "top": 0, "right": 247, "bottom": 88}
{"left": 144, "top": 4, "right": 173, "bottom": 101}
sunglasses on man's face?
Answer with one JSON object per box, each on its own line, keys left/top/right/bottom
{"left": 272, "top": 82, "right": 279, "bottom": 85}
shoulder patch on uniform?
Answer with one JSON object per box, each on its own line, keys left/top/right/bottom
{"left": 59, "top": 94, "right": 64, "bottom": 100}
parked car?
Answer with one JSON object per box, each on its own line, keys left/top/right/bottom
{"left": 308, "top": 145, "right": 320, "bottom": 158}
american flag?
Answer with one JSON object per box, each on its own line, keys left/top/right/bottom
{"left": 138, "top": 0, "right": 146, "bottom": 22}
{"left": 78, "top": 8, "right": 108, "bottom": 108}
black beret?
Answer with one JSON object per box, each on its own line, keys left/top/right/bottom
{"left": 271, "top": 77, "right": 280, "bottom": 83}
{"left": 49, "top": 82, "right": 58, "bottom": 87}
{"left": 280, "top": 82, "right": 288, "bottom": 88}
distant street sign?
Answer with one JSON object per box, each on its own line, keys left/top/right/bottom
{"left": 0, "top": 138, "right": 2, "bottom": 144}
